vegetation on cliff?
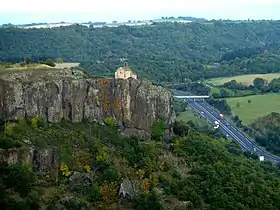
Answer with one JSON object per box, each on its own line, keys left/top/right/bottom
{"left": 1, "top": 119, "right": 280, "bottom": 209}
{"left": 247, "top": 112, "right": 280, "bottom": 156}
{"left": 2, "top": 21, "right": 280, "bottom": 82}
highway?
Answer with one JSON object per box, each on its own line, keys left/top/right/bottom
{"left": 172, "top": 90, "right": 280, "bottom": 164}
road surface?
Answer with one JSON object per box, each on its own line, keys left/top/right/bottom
{"left": 172, "top": 90, "right": 280, "bottom": 164}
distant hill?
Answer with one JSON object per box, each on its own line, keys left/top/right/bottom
{"left": 177, "top": 16, "right": 207, "bottom": 22}
{"left": 2, "top": 20, "right": 280, "bottom": 82}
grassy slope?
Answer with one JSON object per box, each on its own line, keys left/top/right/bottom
{"left": 176, "top": 109, "right": 211, "bottom": 131}
{"left": 226, "top": 94, "right": 280, "bottom": 125}
{"left": 206, "top": 73, "right": 280, "bottom": 86}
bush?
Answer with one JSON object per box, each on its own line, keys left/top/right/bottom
{"left": 103, "top": 117, "right": 117, "bottom": 128}
{"left": 150, "top": 119, "right": 165, "bottom": 141}
{"left": 56, "top": 57, "right": 64, "bottom": 63}
{"left": 41, "top": 59, "right": 55, "bottom": 67}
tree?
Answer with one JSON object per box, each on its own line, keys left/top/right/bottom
{"left": 219, "top": 88, "right": 231, "bottom": 98}
{"left": 253, "top": 78, "right": 267, "bottom": 90}
{"left": 248, "top": 99, "right": 252, "bottom": 104}
{"left": 150, "top": 119, "right": 165, "bottom": 141}
{"left": 236, "top": 102, "right": 241, "bottom": 107}
{"left": 42, "top": 59, "right": 55, "bottom": 67}
{"left": 56, "top": 57, "right": 64, "bottom": 63}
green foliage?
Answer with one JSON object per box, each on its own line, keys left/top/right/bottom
{"left": 1, "top": 119, "right": 280, "bottom": 209}
{"left": 134, "top": 189, "right": 165, "bottom": 210}
{"left": 31, "top": 116, "right": 40, "bottom": 129}
{"left": 208, "top": 99, "right": 232, "bottom": 115}
{"left": 56, "top": 57, "right": 64, "bottom": 63}
{"left": 249, "top": 112, "right": 280, "bottom": 155}
{"left": 41, "top": 59, "right": 55, "bottom": 67}
{"left": 173, "top": 121, "right": 189, "bottom": 137}
{"left": 0, "top": 163, "right": 41, "bottom": 209}
{"left": 150, "top": 119, "right": 165, "bottom": 141}
{"left": 103, "top": 117, "right": 117, "bottom": 128}
{"left": 88, "top": 184, "right": 100, "bottom": 202}
{"left": 4, "top": 122, "right": 13, "bottom": 136}
{"left": 253, "top": 77, "right": 267, "bottom": 90}
{"left": 3, "top": 22, "right": 280, "bottom": 82}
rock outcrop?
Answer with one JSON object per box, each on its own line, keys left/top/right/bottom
{"left": 0, "top": 68, "right": 175, "bottom": 139}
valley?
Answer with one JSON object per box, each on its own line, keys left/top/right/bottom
{"left": 2, "top": 19, "right": 280, "bottom": 209}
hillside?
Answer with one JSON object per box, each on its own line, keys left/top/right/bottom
{"left": 2, "top": 21, "right": 280, "bottom": 82}
{"left": 248, "top": 112, "right": 280, "bottom": 155}
{"left": 1, "top": 119, "right": 280, "bottom": 209}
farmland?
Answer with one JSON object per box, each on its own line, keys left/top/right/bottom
{"left": 206, "top": 73, "right": 280, "bottom": 86}
{"left": 226, "top": 94, "right": 280, "bottom": 125}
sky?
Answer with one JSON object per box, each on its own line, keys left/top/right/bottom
{"left": 1, "top": 0, "right": 280, "bottom": 24}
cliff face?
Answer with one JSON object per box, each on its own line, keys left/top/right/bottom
{"left": 0, "top": 68, "right": 175, "bottom": 138}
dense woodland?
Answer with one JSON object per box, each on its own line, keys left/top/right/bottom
{"left": 247, "top": 112, "right": 280, "bottom": 156}
{"left": 1, "top": 118, "right": 280, "bottom": 209}
{"left": 2, "top": 21, "right": 280, "bottom": 82}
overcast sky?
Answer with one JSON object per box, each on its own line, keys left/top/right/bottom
{"left": 1, "top": 0, "right": 280, "bottom": 24}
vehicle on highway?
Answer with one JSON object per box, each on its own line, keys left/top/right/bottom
{"left": 214, "top": 124, "right": 219, "bottom": 129}
{"left": 219, "top": 113, "right": 224, "bottom": 119}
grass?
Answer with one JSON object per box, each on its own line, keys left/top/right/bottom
{"left": 0, "top": 63, "right": 54, "bottom": 74}
{"left": 176, "top": 109, "right": 209, "bottom": 127}
{"left": 226, "top": 94, "right": 280, "bottom": 125}
{"left": 0, "top": 63, "right": 53, "bottom": 70}
{"left": 54, "top": 62, "right": 80, "bottom": 69}
{"left": 206, "top": 73, "right": 280, "bottom": 86}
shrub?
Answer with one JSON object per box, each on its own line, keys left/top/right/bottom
{"left": 42, "top": 59, "right": 55, "bottom": 67}
{"left": 103, "top": 117, "right": 117, "bottom": 128}
{"left": 150, "top": 119, "right": 165, "bottom": 141}
{"left": 56, "top": 57, "right": 64, "bottom": 63}
{"left": 4, "top": 122, "right": 13, "bottom": 136}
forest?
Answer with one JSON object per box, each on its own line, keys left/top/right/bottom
{"left": 1, "top": 118, "right": 280, "bottom": 209}
{"left": 1, "top": 21, "right": 280, "bottom": 82}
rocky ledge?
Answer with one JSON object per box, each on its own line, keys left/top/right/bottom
{"left": 0, "top": 68, "right": 175, "bottom": 138}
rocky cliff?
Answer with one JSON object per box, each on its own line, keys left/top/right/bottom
{"left": 0, "top": 68, "right": 175, "bottom": 138}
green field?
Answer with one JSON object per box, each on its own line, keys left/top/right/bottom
{"left": 176, "top": 109, "right": 209, "bottom": 127}
{"left": 206, "top": 73, "right": 280, "bottom": 86}
{"left": 226, "top": 94, "right": 280, "bottom": 125}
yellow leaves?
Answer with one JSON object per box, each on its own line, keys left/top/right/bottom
{"left": 136, "top": 169, "right": 145, "bottom": 179}
{"left": 71, "top": 149, "right": 91, "bottom": 172}
{"left": 31, "top": 116, "right": 39, "bottom": 129}
{"left": 104, "top": 117, "right": 117, "bottom": 128}
{"left": 60, "top": 163, "right": 72, "bottom": 177}
{"left": 99, "top": 183, "right": 118, "bottom": 204}
{"left": 172, "top": 137, "right": 184, "bottom": 148}
{"left": 4, "top": 122, "right": 13, "bottom": 136}
{"left": 84, "top": 164, "right": 91, "bottom": 173}
{"left": 149, "top": 173, "right": 159, "bottom": 187}
{"left": 140, "top": 178, "right": 150, "bottom": 196}
{"left": 174, "top": 140, "right": 180, "bottom": 146}
{"left": 96, "top": 146, "right": 110, "bottom": 165}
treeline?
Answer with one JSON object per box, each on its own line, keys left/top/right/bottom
{"left": 213, "top": 76, "right": 280, "bottom": 99}
{"left": 2, "top": 21, "right": 280, "bottom": 82}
